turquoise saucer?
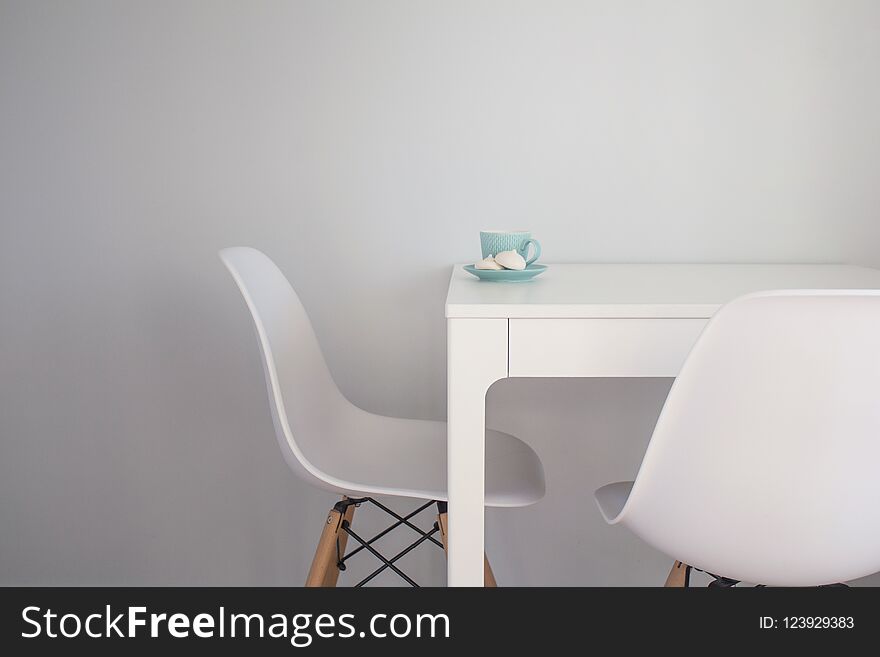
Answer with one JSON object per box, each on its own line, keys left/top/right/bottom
{"left": 463, "top": 263, "right": 547, "bottom": 282}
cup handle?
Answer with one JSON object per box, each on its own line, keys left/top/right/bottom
{"left": 519, "top": 239, "right": 541, "bottom": 266}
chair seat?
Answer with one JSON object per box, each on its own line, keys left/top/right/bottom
{"left": 594, "top": 481, "right": 634, "bottom": 523}
{"left": 307, "top": 409, "right": 545, "bottom": 507}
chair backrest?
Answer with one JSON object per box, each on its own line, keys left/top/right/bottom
{"left": 219, "top": 247, "right": 352, "bottom": 493}
{"left": 619, "top": 290, "right": 880, "bottom": 585}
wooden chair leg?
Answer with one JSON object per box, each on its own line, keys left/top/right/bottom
{"left": 437, "top": 510, "right": 497, "bottom": 587}
{"left": 437, "top": 511, "right": 449, "bottom": 552}
{"left": 483, "top": 554, "right": 497, "bottom": 587}
{"left": 323, "top": 499, "right": 356, "bottom": 587}
{"left": 664, "top": 560, "right": 691, "bottom": 587}
{"left": 306, "top": 501, "right": 347, "bottom": 587}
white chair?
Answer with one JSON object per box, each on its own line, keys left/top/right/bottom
{"left": 220, "top": 247, "right": 545, "bottom": 586}
{"left": 595, "top": 289, "right": 880, "bottom": 587}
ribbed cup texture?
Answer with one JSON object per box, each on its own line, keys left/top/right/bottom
{"left": 480, "top": 231, "right": 530, "bottom": 258}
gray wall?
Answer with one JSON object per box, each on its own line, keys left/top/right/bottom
{"left": 2, "top": 0, "right": 880, "bottom": 586}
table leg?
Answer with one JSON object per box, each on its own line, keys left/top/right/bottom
{"left": 447, "top": 318, "right": 507, "bottom": 586}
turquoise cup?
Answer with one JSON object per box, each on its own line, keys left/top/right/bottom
{"left": 480, "top": 230, "right": 541, "bottom": 265}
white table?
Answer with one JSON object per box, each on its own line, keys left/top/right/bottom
{"left": 445, "top": 263, "right": 880, "bottom": 586}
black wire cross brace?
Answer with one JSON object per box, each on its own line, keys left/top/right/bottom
{"left": 333, "top": 497, "right": 445, "bottom": 587}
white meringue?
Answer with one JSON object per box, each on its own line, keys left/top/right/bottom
{"left": 475, "top": 256, "right": 503, "bottom": 270}
{"left": 494, "top": 250, "right": 526, "bottom": 270}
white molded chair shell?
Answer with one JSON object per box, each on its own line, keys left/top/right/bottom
{"left": 220, "top": 247, "right": 545, "bottom": 507}
{"left": 596, "top": 290, "right": 880, "bottom": 586}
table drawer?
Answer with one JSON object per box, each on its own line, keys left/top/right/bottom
{"left": 508, "top": 318, "right": 708, "bottom": 377}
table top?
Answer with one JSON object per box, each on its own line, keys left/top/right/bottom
{"left": 446, "top": 263, "right": 880, "bottom": 318}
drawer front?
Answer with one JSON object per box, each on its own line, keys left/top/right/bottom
{"left": 509, "top": 318, "right": 708, "bottom": 377}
